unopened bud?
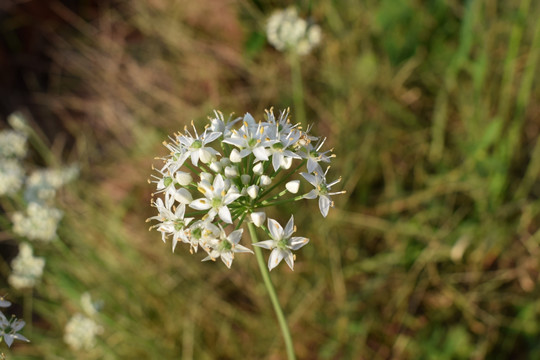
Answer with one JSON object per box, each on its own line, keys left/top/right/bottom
{"left": 250, "top": 212, "right": 266, "bottom": 227}
{"left": 286, "top": 180, "right": 300, "bottom": 194}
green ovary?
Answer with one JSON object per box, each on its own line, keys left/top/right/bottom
{"left": 163, "top": 177, "right": 173, "bottom": 187}
{"left": 212, "top": 198, "right": 222, "bottom": 208}
{"left": 174, "top": 220, "right": 185, "bottom": 231}
{"left": 191, "top": 140, "right": 203, "bottom": 149}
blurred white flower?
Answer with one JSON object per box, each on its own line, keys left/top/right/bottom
{"left": 12, "top": 203, "right": 63, "bottom": 242}
{"left": 0, "top": 160, "right": 24, "bottom": 196}
{"left": 8, "top": 243, "right": 45, "bottom": 289}
{"left": 0, "top": 130, "right": 27, "bottom": 159}
{"left": 7, "top": 111, "right": 29, "bottom": 133}
{"left": 266, "top": 7, "right": 321, "bottom": 55}
{"left": 64, "top": 313, "right": 103, "bottom": 351}
{"left": 24, "top": 165, "right": 79, "bottom": 203}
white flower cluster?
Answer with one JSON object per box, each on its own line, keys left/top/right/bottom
{"left": 0, "top": 127, "right": 27, "bottom": 196}
{"left": 12, "top": 202, "right": 63, "bottom": 242}
{"left": 0, "top": 297, "right": 29, "bottom": 348}
{"left": 266, "top": 7, "right": 321, "bottom": 56}
{"left": 64, "top": 314, "right": 99, "bottom": 350}
{"left": 64, "top": 293, "right": 103, "bottom": 351}
{"left": 0, "top": 112, "right": 78, "bottom": 292}
{"left": 8, "top": 243, "right": 45, "bottom": 289}
{"left": 25, "top": 165, "right": 79, "bottom": 203}
{"left": 64, "top": 314, "right": 103, "bottom": 351}
{"left": 148, "top": 109, "right": 343, "bottom": 270}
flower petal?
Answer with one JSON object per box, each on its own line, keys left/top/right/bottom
{"left": 267, "top": 218, "right": 284, "bottom": 241}
{"left": 218, "top": 206, "right": 233, "bottom": 224}
{"left": 252, "top": 240, "right": 276, "bottom": 249}
{"left": 189, "top": 198, "right": 212, "bottom": 210}
{"left": 284, "top": 251, "right": 295, "bottom": 270}
{"left": 319, "top": 195, "right": 331, "bottom": 217}
{"left": 290, "top": 236, "right": 309, "bottom": 250}
{"left": 284, "top": 215, "right": 295, "bottom": 238}
{"left": 268, "top": 248, "right": 285, "bottom": 271}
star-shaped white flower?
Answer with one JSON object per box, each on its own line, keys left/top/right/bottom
{"left": 301, "top": 167, "right": 344, "bottom": 217}
{"left": 176, "top": 123, "right": 221, "bottom": 166}
{"left": 202, "top": 227, "right": 253, "bottom": 268}
{"left": 189, "top": 174, "right": 241, "bottom": 223}
{"left": 298, "top": 137, "right": 334, "bottom": 174}
{"left": 253, "top": 216, "right": 309, "bottom": 271}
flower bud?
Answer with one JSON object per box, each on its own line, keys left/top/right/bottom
{"left": 199, "top": 148, "right": 214, "bottom": 164}
{"left": 230, "top": 149, "right": 242, "bottom": 163}
{"left": 175, "top": 171, "right": 193, "bottom": 186}
{"left": 224, "top": 166, "right": 239, "bottom": 178}
{"left": 285, "top": 180, "right": 300, "bottom": 194}
{"left": 260, "top": 175, "right": 272, "bottom": 186}
{"left": 174, "top": 188, "right": 193, "bottom": 204}
{"left": 253, "top": 162, "right": 264, "bottom": 175}
{"left": 200, "top": 172, "right": 213, "bottom": 183}
{"left": 281, "top": 156, "right": 293, "bottom": 169}
{"left": 247, "top": 185, "right": 259, "bottom": 199}
{"left": 241, "top": 174, "right": 251, "bottom": 185}
{"left": 209, "top": 161, "right": 222, "bottom": 173}
{"left": 220, "top": 157, "right": 231, "bottom": 167}
{"left": 250, "top": 212, "right": 266, "bottom": 227}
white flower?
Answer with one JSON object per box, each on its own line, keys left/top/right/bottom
{"left": 285, "top": 180, "right": 300, "bottom": 194}
{"left": 0, "top": 311, "right": 29, "bottom": 347}
{"left": 187, "top": 218, "right": 220, "bottom": 253}
{"left": 12, "top": 203, "right": 63, "bottom": 242}
{"left": 176, "top": 124, "right": 221, "bottom": 166}
{"left": 298, "top": 137, "right": 334, "bottom": 174}
{"left": 301, "top": 168, "right": 344, "bottom": 217}
{"left": 148, "top": 200, "right": 194, "bottom": 252}
{"left": 250, "top": 212, "right": 266, "bottom": 227}
{"left": 266, "top": 7, "right": 321, "bottom": 55}
{"left": 253, "top": 216, "right": 309, "bottom": 271}
{"left": 80, "top": 293, "right": 102, "bottom": 317}
{"left": 202, "top": 228, "right": 253, "bottom": 268}
{"left": 64, "top": 313, "right": 103, "bottom": 351}
{"left": 190, "top": 174, "right": 241, "bottom": 224}
{"left": 222, "top": 113, "right": 275, "bottom": 162}
{"left": 8, "top": 243, "right": 45, "bottom": 289}
{"left": 0, "top": 160, "right": 24, "bottom": 196}
{"left": 209, "top": 110, "right": 241, "bottom": 137}
{"left": 7, "top": 111, "right": 29, "bottom": 133}
{"left": 0, "top": 130, "right": 27, "bottom": 159}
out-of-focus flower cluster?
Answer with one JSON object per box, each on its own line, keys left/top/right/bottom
{"left": 148, "top": 109, "right": 343, "bottom": 270}
{"left": 64, "top": 293, "right": 103, "bottom": 351}
{"left": 0, "top": 297, "right": 29, "bottom": 348}
{"left": 0, "top": 112, "right": 79, "bottom": 292}
{"left": 266, "top": 7, "right": 321, "bottom": 55}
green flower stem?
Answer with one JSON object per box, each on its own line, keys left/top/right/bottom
{"left": 247, "top": 222, "right": 296, "bottom": 360}
{"left": 290, "top": 53, "right": 306, "bottom": 125}
{"left": 258, "top": 194, "right": 305, "bottom": 208}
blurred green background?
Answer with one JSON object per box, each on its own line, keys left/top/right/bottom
{"left": 1, "top": 0, "right": 540, "bottom": 358}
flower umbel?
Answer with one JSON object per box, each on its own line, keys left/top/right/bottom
{"left": 148, "top": 108, "right": 343, "bottom": 270}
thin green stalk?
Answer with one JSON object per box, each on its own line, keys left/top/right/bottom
{"left": 290, "top": 53, "right": 306, "bottom": 125}
{"left": 247, "top": 222, "right": 296, "bottom": 360}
